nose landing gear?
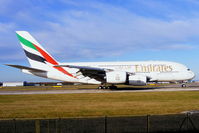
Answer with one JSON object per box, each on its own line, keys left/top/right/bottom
{"left": 181, "top": 83, "right": 187, "bottom": 87}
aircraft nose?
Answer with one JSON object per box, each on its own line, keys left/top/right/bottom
{"left": 189, "top": 71, "right": 195, "bottom": 80}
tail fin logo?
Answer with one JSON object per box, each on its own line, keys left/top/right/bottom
{"left": 16, "top": 32, "right": 75, "bottom": 78}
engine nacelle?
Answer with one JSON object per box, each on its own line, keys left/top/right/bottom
{"left": 106, "top": 71, "right": 127, "bottom": 84}
{"left": 128, "top": 75, "right": 147, "bottom": 86}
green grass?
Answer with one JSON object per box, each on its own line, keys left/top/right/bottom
{"left": 0, "top": 91, "right": 199, "bottom": 119}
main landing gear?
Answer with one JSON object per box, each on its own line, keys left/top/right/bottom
{"left": 98, "top": 85, "right": 117, "bottom": 90}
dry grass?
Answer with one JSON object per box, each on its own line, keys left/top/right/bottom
{"left": 0, "top": 91, "right": 199, "bottom": 119}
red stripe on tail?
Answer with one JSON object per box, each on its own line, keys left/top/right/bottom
{"left": 33, "top": 44, "right": 75, "bottom": 78}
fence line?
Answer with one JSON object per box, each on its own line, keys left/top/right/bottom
{"left": 0, "top": 113, "right": 199, "bottom": 133}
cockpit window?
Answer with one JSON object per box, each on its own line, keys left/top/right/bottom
{"left": 187, "top": 69, "right": 190, "bottom": 71}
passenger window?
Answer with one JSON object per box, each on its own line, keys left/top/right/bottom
{"left": 187, "top": 69, "right": 190, "bottom": 71}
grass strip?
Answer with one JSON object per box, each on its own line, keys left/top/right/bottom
{"left": 0, "top": 91, "right": 198, "bottom": 119}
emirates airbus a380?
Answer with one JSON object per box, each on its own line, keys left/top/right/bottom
{"left": 6, "top": 31, "right": 195, "bottom": 89}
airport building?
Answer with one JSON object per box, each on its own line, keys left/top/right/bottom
{"left": 2, "top": 82, "right": 25, "bottom": 87}
{"left": 0, "top": 81, "right": 73, "bottom": 87}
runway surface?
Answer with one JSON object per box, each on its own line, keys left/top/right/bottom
{"left": 0, "top": 87, "right": 199, "bottom": 95}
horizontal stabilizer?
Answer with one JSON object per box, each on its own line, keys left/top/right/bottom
{"left": 5, "top": 64, "right": 47, "bottom": 72}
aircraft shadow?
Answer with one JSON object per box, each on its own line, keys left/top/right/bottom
{"left": 110, "top": 87, "right": 161, "bottom": 91}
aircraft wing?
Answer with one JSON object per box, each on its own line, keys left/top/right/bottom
{"left": 54, "top": 65, "right": 112, "bottom": 72}
{"left": 5, "top": 64, "right": 47, "bottom": 72}
{"left": 55, "top": 65, "right": 112, "bottom": 81}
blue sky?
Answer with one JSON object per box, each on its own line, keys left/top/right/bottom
{"left": 0, "top": 0, "right": 199, "bottom": 82}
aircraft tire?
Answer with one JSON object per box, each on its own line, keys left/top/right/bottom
{"left": 98, "top": 86, "right": 103, "bottom": 89}
{"left": 181, "top": 84, "right": 186, "bottom": 87}
{"left": 103, "top": 86, "right": 107, "bottom": 89}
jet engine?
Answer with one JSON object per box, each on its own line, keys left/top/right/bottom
{"left": 127, "top": 75, "right": 147, "bottom": 86}
{"left": 105, "top": 71, "right": 147, "bottom": 85}
{"left": 106, "top": 71, "right": 127, "bottom": 84}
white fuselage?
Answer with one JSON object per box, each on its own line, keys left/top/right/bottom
{"left": 58, "top": 61, "right": 195, "bottom": 84}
